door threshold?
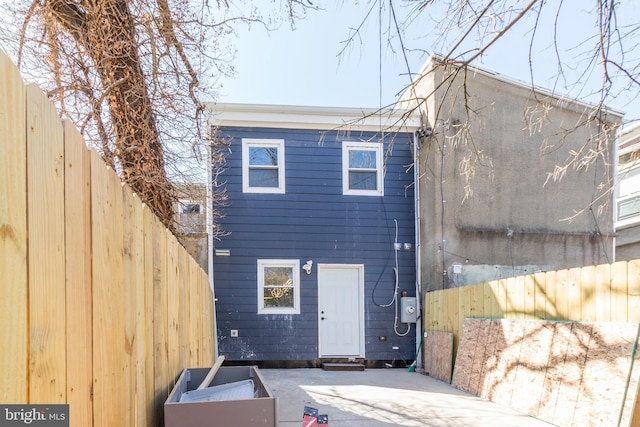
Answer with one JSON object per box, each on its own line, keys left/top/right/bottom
{"left": 321, "top": 362, "right": 365, "bottom": 371}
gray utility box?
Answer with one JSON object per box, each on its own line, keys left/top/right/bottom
{"left": 164, "top": 366, "right": 278, "bottom": 427}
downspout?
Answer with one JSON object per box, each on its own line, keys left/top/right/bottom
{"left": 206, "top": 139, "right": 220, "bottom": 360}
{"left": 413, "top": 131, "right": 423, "bottom": 369}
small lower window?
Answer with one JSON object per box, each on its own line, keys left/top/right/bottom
{"left": 257, "top": 259, "right": 300, "bottom": 314}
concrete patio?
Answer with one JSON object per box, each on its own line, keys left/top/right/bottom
{"left": 260, "top": 368, "right": 556, "bottom": 426}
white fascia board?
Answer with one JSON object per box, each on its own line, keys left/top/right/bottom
{"left": 207, "top": 102, "right": 420, "bottom": 133}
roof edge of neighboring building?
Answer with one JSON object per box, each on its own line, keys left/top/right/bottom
{"left": 399, "top": 53, "right": 625, "bottom": 120}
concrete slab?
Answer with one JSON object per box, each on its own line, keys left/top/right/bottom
{"left": 260, "top": 368, "right": 556, "bottom": 427}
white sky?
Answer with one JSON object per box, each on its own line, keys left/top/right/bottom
{"left": 216, "top": 2, "right": 640, "bottom": 123}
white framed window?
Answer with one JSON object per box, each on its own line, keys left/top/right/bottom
{"left": 342, "top": 141, "right": 384, "bottom": 196}
{"left": 179, "top": 199, "right": 202, "bottom": 214}
{"left": 617, "top": 164, "right": 640, "bottom": 227}
{"left": 242, "top": 139, "right": 285, "bottom": 193}
{"left": 176, "top": 199, "right": 205, "bottom": 233}
{"left": 257, "top": 259, "right": 300, "bottom": 315}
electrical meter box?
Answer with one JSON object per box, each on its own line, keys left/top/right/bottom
{"left": 400, "top": 297, "right": 417, "bottom": 323}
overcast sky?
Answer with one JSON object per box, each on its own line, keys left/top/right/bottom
{"left": 216, "top": 2, "right": 640, "bottom": 123}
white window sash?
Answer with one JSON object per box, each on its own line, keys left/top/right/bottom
{"left": 257, "top": 259, "right": 300, "bottom": 314}
{"left": 342, "top": 141, "right": 384, "bottom": 196}
{"left": 242, "top": 139, "right": 286, "bottom": 194}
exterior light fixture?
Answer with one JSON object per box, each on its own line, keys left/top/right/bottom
{"left": 302, "top": 260, "right": 313, "bottom": 275}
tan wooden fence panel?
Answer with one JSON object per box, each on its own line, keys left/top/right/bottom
{"left": 64, "top": 121, "right": 93, "bottom": 426}
{"left": 426, "top": 261, "right": 640, "bottom": 360}
{"left": 425, "top": 258, "right": 640, "bottom": 425}
{"left": 0, "top": 50, "right": 215, "bottom": 427}
{"left": 630, "top": 260, "right": 640, "bottom": 323}
{"left": 26, "top": 83, "right": 67, "bottom": 404}
{"left": 0, "top": 50, "right": 28, "bottom": 404}
{"left": 142, "top": 204, "right": 158, "bottom": 427}
{"left": 91, "top": 148, "right": 131, "bottom": 427}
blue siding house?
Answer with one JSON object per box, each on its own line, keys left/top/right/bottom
{"left": 209, "top": 104, "right": 421, "bottom": 365}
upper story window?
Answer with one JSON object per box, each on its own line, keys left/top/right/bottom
{"left": 342, "top": 141, "right": 384, "bottom": 196}
{"left": 617, "top": 164, "right": 640, "bottom": 226}
{"left": 257, "top": 259, "right": 300, "bottom": 315}
{"left": 177, "top": 199, "right": 205, "bottom": 233}
{"left": 242, "top": 139, "right": 285, "bottom": 194}
{"left": 180, "top": 201, "right": 202, "bottom": 214}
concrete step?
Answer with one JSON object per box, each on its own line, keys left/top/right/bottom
{"left": 321, "top": 362, "right": 365, "bottom": 371}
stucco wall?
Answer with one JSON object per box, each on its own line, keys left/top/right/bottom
{"left": 179, "top": 233, "right": 208, "bottom": 272}
{"left": 415, "top": 60, "right": 621, "bottom": 290}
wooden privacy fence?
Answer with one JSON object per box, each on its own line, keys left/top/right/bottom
{"left": 0, "top": 52, "right": 215, "bottom": 427}
{"left": 424, "top": 260, "right": 640, "bottom": 355}
{"left": 424, "top": 259, "right": 640, "bottom": 424}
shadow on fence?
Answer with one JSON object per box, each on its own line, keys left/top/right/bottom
{"left": 425, "top": 260, "right": 640, "bottom": 426}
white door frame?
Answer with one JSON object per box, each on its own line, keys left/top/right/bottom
{"left": 317, "top": 264, "right": 365, "bottom": 358}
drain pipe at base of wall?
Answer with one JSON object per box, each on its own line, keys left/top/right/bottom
{"left": 413, "top": 131, "right": 423, "bottom": 369}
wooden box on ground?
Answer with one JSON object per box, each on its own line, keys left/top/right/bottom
{"left": 164, "top": 366, "right": 278, "bottom": 427}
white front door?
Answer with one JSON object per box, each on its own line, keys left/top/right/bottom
{"left": 318, "top": 264, "right": 364, "bottom": 358}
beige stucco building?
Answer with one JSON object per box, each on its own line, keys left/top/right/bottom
{"left": 174, "top": 183, "right": 208, "bottom": 271}
{"left": 403, "top": 56, "right": 623, "bottom": 291}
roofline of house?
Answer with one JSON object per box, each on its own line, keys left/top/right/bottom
{"left": 399, "top": 54, "right": 625, "bottom": 119}
{"left": 207, "top": 102, "right": 421, "bottom": 132}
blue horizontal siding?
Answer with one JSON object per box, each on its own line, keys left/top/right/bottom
{"left": 213, "top": 125, "right": 417, "bottom": 361}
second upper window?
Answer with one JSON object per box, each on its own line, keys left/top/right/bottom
{"left": 342, "top": 141, "right": 384, "bottom": 196}
{"left": 242, "top": 139, "right": 285, "bottom": 193}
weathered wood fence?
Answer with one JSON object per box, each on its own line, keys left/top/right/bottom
{"left": 0, "top": 52, "right": 215, "bottom": 427}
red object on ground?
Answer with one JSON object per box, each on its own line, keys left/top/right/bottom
{"left": 303, "top": 406, "right": 318, "bottom": 427}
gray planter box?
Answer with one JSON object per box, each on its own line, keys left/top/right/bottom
{"left": 164, "top": 366, "right": 278, "bottom": 427}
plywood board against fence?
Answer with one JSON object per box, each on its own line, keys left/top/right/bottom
{"left": 620, "top": 332, "right": 640, "bottom": 427}
{"left": 423, "top": 331, "right": 453, "bottom": 383}
{"left": 574, "top": 322, "right": 638, "bottom": 427}
{"left": 0, "top": 51, "right": 28, "bottom": 404}
{"left": 452, "top": 318, "right": 640, "bottom": 427}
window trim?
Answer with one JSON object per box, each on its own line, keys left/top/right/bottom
{"left": 242, "top": 138, "right": 286, "bottom": 194}
{"left": 342, "top": 141, "right": 384, "bottom": 196}
{"left": 178, "top": 199, "right": 202, "bottom": 214}
{"left": 257, "top": 259, "right": 300, "bottom": 315}
{"left": 616, "top": 163, "right": 640, "bottom": 227}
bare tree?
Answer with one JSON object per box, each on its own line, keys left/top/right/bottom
{"left": 342, "top": 0, "right": 638, "bottom": 216}
{"left": 0, "top": 0, "right": 313, "bottom": 232}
